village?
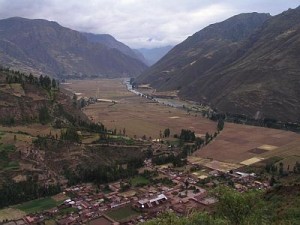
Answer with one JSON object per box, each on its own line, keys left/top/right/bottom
{"left": 1, "top": 156, "right": 270, "bottom": 225}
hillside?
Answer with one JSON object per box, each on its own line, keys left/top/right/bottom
{"left": 0, "top": 17, "right": 147, "bottom": 78}
{"left": 136, "top": 13, "right": 270, "bottom": 89}
{"left": 180, "top": 7, "right": 300, "bottom": 122}
{"left": 0, "top": 69, "right": 148, "bottom": 208}
{"left": 83, "top": 32, "right": 148, "bottom": 65}
{"left": 137, "top": 8, "right": 300, "bottom": 122}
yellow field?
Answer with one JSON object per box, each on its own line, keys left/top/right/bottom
{"left": 0, "top": 208, "right": 26, "bottom": 220}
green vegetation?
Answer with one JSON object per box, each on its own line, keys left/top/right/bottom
{"left": 164, "top": 128, "right": 170, "bottom": 138}
{"left": 14, "top": 197, "right": 58, "bottom": 214}
{"left": 142, "top": 185, "right": 300, "bottom": 225}
{"left": 0, "top": 179, "right": 61, "bottom": 208}
{"left": 60, "top": 127, "right": 81, "bottom": 143}
{"left": 130, "top": 175, "right": 149, "bottom": 187}
{"left": 106, "top": 206, "right": 140, "bottom": 221}
{"left": 215, "top": 187, "right": 266, "bottom": 225}
{"left": 0, "top": 144, "right": 17, "bottom": 170}
{"left": 141, "top": 211, "right": 226, "bottom": 225}
{"left": 179, "top": 129, "right": 195, "bottom": 142}
{"left": 58, "top": 207, "right": 78, "bottom": 215}
{"left": 39, "top": 106, "right": 51, "bottom": 125}
{"left": 64, "top": 158, "right": 144, "bottom": 186}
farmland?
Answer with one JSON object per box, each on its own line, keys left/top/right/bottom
{"left": 62, "top": 79, "right": 217, "bottom": 139}
{"left": 64, "top": 79, "right": 300, "bottom": 168}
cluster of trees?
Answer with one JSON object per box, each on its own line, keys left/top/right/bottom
{"left": 179, "top": 129, "right": 196, "bottom": 142}
{"left": 164, "top": 128, "right": 170, "bottom": 138}
{"left": 266, "top": 161, "right": 300, "bottom": 176}
{"left": 64, "top": 158, "right": 144, "bottom": 186}
{"left": 2, "top": 67, "right": 59, "bottom": 91}
{"left": 0, "top": 178, "right": 61, "bottom": 208}
{"left": 152, "top": 153, "right": 187, "bottom": 167}
{"left": 0, "top": 117, "right": 15, "bottom": 126}
{"left": 210, "top": 110, "right": 300, "bottom": 133}
{"left": 60, "top": 127, "right": 80, "bottom": 143}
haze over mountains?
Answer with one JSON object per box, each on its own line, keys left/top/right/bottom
{"left": 135, "top": 45, "right": 173, "bottom": 66}
{"left": 0, "top": 17, "right": 148, "bottom": 78}
{"left": 137, "top": 7, "right": 300, "bottom": 122}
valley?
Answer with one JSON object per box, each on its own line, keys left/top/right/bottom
{"left": 0, "top": 2, "right": 300, "bottom": 225}
{"left": 0, "top": 69, "right": 299, "bottom": 225}
{"left": 64, "top": 79, "right": 300, "bottom": 167}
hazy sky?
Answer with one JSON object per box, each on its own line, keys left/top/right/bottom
{"left": 0, "top": 0, "right": 299, "bottom": 48}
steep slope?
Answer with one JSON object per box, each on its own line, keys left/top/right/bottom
{"left": 180, "top": 7, "right": 300, "bottom": 122}
{"left": 83, "top": 32, "right": 148, "bottom": 64}
{"left": 136, "top": 13, "right": 271, "bottom": 89}
{"left": 135, "top": 45, "right": 173, "bottom": 66}
{"left": 0, "top": 68, "right": 148, "bottom": 194}
{"left": 0, "top": 17, "right": 147, "bottom": 78}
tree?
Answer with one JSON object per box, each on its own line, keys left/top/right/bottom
{"left": 60, "top": 127, "right": 80, "bottom": 143}
{"left": 51, "top": 78, "right": 57, "bottom": 89}
{"left": 39, "top": 106, "right": 51, "bottom": 124}
{"left": 164, "top": 128, "right": 170, "bottom": 138}
{"left": 217, "top": 119, "right": 225, "bottom": 131}
{"left": 214, "top": 187, "right": 266, "bottom": 225}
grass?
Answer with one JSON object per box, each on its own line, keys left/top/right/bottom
{"left": 130, "top": 175, "right": 149, "bottom": 187}
{"left": 59, "top": 207, "right": 78, "bottom": 215}
{"left": 14, "top": 197, "right": 59, "bottom": 214}
{"left": 106, "top": 205, "right": 140, "bottom": 221}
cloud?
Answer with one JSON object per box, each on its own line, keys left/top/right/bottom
{"left": 0, "top": 0, "right": 298, "bottom": 48}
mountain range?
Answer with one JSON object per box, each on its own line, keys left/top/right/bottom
{"left": 0, "top": 17, "right": 148, "bottom": 78}
{"left": 135, "top": 45, "right": 173, "bottom": 66}
{"left": 137, "top": 7, "right": 300, "bottom": 122}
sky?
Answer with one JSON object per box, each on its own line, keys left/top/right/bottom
{"left": 0, "top": 0, "right": 299, "bottom": 48}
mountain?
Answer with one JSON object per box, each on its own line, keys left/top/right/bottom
{"left": 135, "top": 45, "right": 173, "bottom": 66}
{"left": 180, "top": 7, "right": 300, "bottom": 122}
{"left": 136, "top": 13, "right": 271, "bottom": 89}
{"left": 137, "top": 9, "right": 300, "bottom": 122}
{"left": 0, "top": 17, "right": 148, "bottom": 78}
{"left": 83, "top": 32, "right": 148, "bottom": 64}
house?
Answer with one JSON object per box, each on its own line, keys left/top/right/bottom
{"left": 137, "top": 194, "right": 168, "bottom": 209}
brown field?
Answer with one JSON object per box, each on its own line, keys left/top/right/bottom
{"left": 0, "top": 124, "right": 60, "bottom": 138}
{"left": 194, "top": 123, "right": 300, "bottom": 164}
{"left": 63, "top": 79, "right": 300, "bottom": 164}
{"left": 63, "top": 79, "right": 217, "bottom": 139}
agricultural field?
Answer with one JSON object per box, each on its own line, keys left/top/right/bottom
{"left": 64, "top": 79, "right": 300, "bottom": 170}
{"left": 105, "top": 205, "right": 140, "bottom": 222}
{"left": 193, "top": 122, "right": 300, "bottom": 164}
{"left": 14, "top": 197, "right": 60, "bottom": 214}
{"left": 0, "top": 195, "right": 65, "bottom": 220}
{"left": 62, "top": 79, "right": 217, "bottom": 139}
{"left": 130, "top": 175, "right": 150, "bottom": 187}
{"left": 0, "top": 208, "right": 26, "bottom": 221}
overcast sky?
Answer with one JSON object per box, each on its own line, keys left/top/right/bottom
{"left": 0, "top": 0, "right": 299, "bottom": 48}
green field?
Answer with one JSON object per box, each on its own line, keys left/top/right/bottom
{"left": 106, "top": 205, "right": 140, "bottom": 221}
{"left": 14, "top": 197, "right": 59, "bottom": 214}
{"left": 130, "top": 175, "right": 149, "bottom": 187}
